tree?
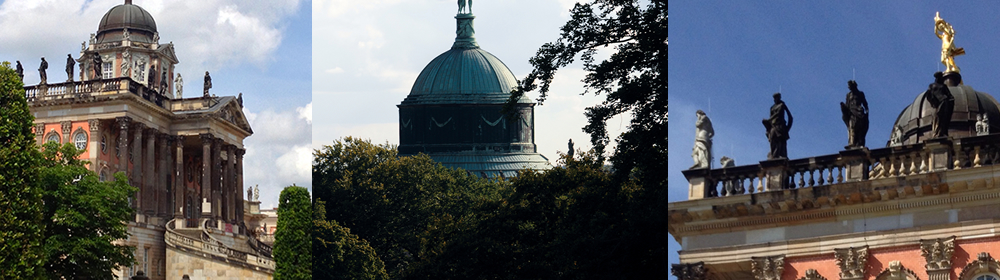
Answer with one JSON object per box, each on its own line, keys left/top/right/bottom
{"left": 505, "top": 0, "right": 667, "bottom": 186}
{"left": 37, "top": 142, "right": 136, "bottom": 279}
{"left": 313, "top": 199, "right": 389, "bottom": 280}
{"left": 312, "top": 137, "right": 507, "bottom": 279}
{"left": 275, "top": 185, "right": 312, "bottom": 280}
{"left": 0, "top": 61, "right": 45, "bottom": 279}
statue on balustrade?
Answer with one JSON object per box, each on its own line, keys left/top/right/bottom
{"left": 65, "top": 54, "right": 75, "bottom": 82}
{"left": 175, "top": 73, "right": 183, "bottom": 98}
{"left": 92, "top": 54, "right": 103, "bottom": 80}
{"left": 840, "top": 80, "right": 869, "bottom": 149}
{"left": 763, "top": 93, "right": 793, "bottom": 159}
{"left": 38, "top": 57, "right": 48, "bottom": 84}
{"left": 720, "top": 156, "right": 738, "bottom": 195}
{"left": 690, "top": 110, "right": 714, "bottom": 169}
{"left": 203, "top": 71, "right": 212, "bottom": 97}
{"left": 926, "top": 71, "right": 954, "bottom": 138}
{"left": 977, "top": 114, "right": 990, "bottom": 136}
{"left": 15, "top": 61, "right": 23, "bottom": 82}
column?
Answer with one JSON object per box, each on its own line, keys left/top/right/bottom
{"left": 212, "top": 138, "right": 223, "bottom": 221}
{"left": 115, "top": 117, "right": 130, "bottom": 174}
{"left": 144, "top": 128, "right": 155, "bottom": 216}
{"left": 158, "top": 133, "right": 170, "bottom": 217}
{"left": 132, "top": 122, "right": 145, "bottom": 211}
{"left": 750, "top": 255, "right": 785, "bottom": 280}
{"left": 235, "top": 148, "right": 245, "bottom": 224}
{"left": 225, "top": 145, "right": 235, "bottom": 223}
{"left": 88, "top": 119, "right": 102, "bottom": 166}
{"left": 200, "top": 133, "right": 213, "bottom": 219}
{"left": 174, "top": 136, "right": 185, "bottom": 219}
{"left": 35, "top": 124, "right": 45, "bottom": 146}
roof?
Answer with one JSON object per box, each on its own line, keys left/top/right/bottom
{"left": 97, "top": 1, "right": 157, "bottom": 43}
{"left": 428, "top": 152, "right": 552, "bottom": 178}
{"left": 400, "top": 14, "right": 532, "bottom": 105}
{"left": 891, "top": 83, "right": 1000, "bottom": 145}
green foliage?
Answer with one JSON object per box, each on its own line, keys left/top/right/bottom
{"left": 275, "top": 185, "right": 312, "bottom": 280}
{"left": 504, "top": 0, "right": 667, "bottom": 186}
{"left": 37, "top": 142, "right": 136, "bottom": 279}
{"left": 312, "top": 137, "right": 507, "bottom": 279}
{"left": 314, "top": 199, "right": 389, "bottom": 280}
{"left": 0, "top": 61, "right": 45, "bottom": 279}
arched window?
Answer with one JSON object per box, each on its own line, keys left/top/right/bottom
{"left": 73, "top": 129, "right": 88, "bottom": 151}
{"left": 46, "top": 132, "right": 61, "bottom": 144}
{"left": 101, "top": 134, "right": 108, "bottom": 154}
{"left": 976, "top": 274, "right": 999, "bottom": 280}
{"left": 99, "top": 169, "right": 108, "bottom": 182}
{"left": 960, "top": 253, "right": 1000, "bottom": 280}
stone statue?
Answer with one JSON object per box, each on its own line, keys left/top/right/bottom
{"left": 81, "top": 41, "right": 86, "bottom": 53}
{"left": 15, "top": 61, "right": 23, "bottom": 82}
{"left": 175, "top": 73, "right": 183, "bottom": 98}
{"left": 122, "top": 28, "right": 130, "bottom": 41}
{"left": 567, "top": 139, "right": 575, "bottom": 158}
{"left": 238, "top": 93, "right": 244, "bottom": 107}
{"left": 690, "top": 110, "right": 714, "bottom": 169}
{"left": 890, "top": 124, "right": 904, "bottom": 147}
{"left": 247, "top": 187, "right": 253, "bottom": 201}
{"left": 762, "top": 93, "right": 793, "bottom": 159}
{"left": 120, "top": 50, "right": 131, "bottom": 77}
{"left": 38, "top": 57, "right": 48, "bottom": 84}
{"left": 203, "top": 71, "right": 212, "bottom": 97}
{"left": 161, "top": 70, "right": 168, "bottom": 94}
{"left": 720, "top": 156, "right": 735, "bottom": 168}
{"left": 926, "top": 72, "right": 954, "bottom": 138}
{"left": 934, "top": 12, "right": 965, "bottom": 73}
{"left": 458, "top": 0, "right": 472, "bottom": 14}
{"left": 65, "top": 54, "right": 75, "bottom": 82}
{"left": 89, "top": 33, "right": 96, "bottom": 45}
{"left": 840, "top": 80, "right": 869, "bottom": 149}
{"left": 153, "top": 32, "right": 159, "bottom": 43}
{"left": 253, "top": 185, "right": 259, "bottom": 201}
{"left": 977, "top": 114, "right": 990, "bottom": 136}
{"left": 93, "top": 54, "right": 103, "bottom": 80}
{"left": 148, "top": 64, "right": 156, "bottom": 86}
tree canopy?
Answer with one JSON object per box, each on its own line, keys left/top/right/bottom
{"left": 275, "top": 185, "right": 312, "bottom": 280}
{"left": 505, "top": 0, "right": 667, "bottom": 186}
{"left": 0, "top": 61, "right": 45, "bottom": 279}
{"left": 313, "top": 199, "right": 389, "bottom": 280}
{"left": 37, "top": 142, "right": 136, "bottom": 279}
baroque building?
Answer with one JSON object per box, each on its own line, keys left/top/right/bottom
{"left": 670, "top": 13, "right": 1000, "bottom": 280}
{"left": 23, "top": 1, "right": 273, "bottom": 279}
{"left": 397, "top": 9, "right": 552, "bottom": 177}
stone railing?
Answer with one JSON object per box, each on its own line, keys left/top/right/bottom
{"left": 248, "top": 234, "right": 273, "bottom": 257}
{"left": 164, "top": 219, "right": 275, "bottom": 272}
{"left": 24, "top": 77, "right": 168, "bottom": 108}
{"left": 682, "top": 135, "right": 1000, "bottom": 200}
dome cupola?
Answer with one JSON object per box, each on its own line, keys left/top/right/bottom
{"left": 96, "top": 0, "right": 158, "bottom": 44}
{"left": 890, "top": 74, "right": 1000, "bottom": 145}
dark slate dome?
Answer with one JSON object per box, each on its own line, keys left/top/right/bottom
{"left": 402, "top": 48, "right": 524, "bottom": 105}
{"left": 96, "top": 0, "right": 157, "bottom": 44}
{"left": 890, "top": 83, "right": 1000, "bottom": 145}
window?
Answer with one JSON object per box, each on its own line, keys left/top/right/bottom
{"left": 99, "top": 170, "right": 107, "bottom": 182}
{"left": 101, "top": 135, "right": 107, "bottom": 154}
{"left": 143, "top": 248, "right": 148, "bottom": 276}
{"left": 46, "top": 133, "right": 60, "bottom": 144}
{"left": 74, "top": 131, "right": 88, "bottom": 150}
{"left": 136, "top": 62, "right": 146, "bottom": 82}
{"left": 977, "top": 275, "right": 999, "bottom": 280}
{"left": 102, "top": 62, "right": 113, "bottom": 79}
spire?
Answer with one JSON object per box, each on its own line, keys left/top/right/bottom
{"left": 452, "top": 14, "right": 479, "bottom": 49}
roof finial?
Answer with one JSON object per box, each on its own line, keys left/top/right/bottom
{"left": 125, "top": 0, "right": 132, "bottom": 4}
{"left": 452, "top": 13, "right": 479, "bottom": 49}
{"left": 458, "top": 0, "right": 472, "bottom": 15}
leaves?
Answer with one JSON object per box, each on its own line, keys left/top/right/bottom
{"left": 275, "top": 185, "right": 313, "bottom": 280}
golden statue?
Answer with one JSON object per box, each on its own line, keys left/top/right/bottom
{"left": 935, "top": 12, "right": 965, "bottom": 73}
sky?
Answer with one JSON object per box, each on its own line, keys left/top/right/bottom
{"left": 0, "top": 0, "right": 313, "bottom": 209}
{"left": 669, "top": 1, "right": 1000, "bottom": 279}
{"left": 312, "top": 0, "right": 628, "bottom": 162}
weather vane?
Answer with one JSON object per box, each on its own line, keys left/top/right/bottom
{"left": 934, "top": 12, "right": 965, "bottom": 73}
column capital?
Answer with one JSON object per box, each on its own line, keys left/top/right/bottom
{"left": 921, "top": 236, "right": 956, "bottom": 272}
{"left": 88, "top": 119, "right": 101, "bottom": 132}
{"left": 235, "top": 148, "right": 246, "bottom": 157}
{"left": 751, "top": 255, "right": 785, "bottom": 280}
{"left": 35, "top": 124, "right": 45, "bottom": 136}
{"left": 115, "top": 116, "right": 132, "bottom": 130}
{"left": 834, "top": 246, "right": 868, "bottom": 280}
{"left": 157, "top": 132, "right": 170, "bottom": 141}
{"left": 173, "top": 135, "right": 185, "bottom": 147}
{"left": 671, "top": 262, "right": 706, "bottom": 280}
{"left": 61, "top": 121, "right": 72, "bottom": 135}
{"left": 132, "top": 122, "right": 146, "bottom": 131}
{"left": 200, "top": 133, "right": 214, "bottom": 141}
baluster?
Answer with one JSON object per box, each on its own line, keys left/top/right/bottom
{"left": 818, "top": 167, "right": 826, "bottom": 185}
{"left": 757, "top": 172, "right": 765, "bottom": 192}
{"left": 919, "top": 152, "right": 928, "bottom": 174}
{"left": 901, "top": 155, "right": 911, "bottom": 176}
{"left": 974, "top": 146, "right": 983, "bottom": 167}
{"left": 806, "top": 169, "right": 814, "bottom": 187}
{"left": 826, "top": 166, "right": 834, "bottom": 184}
{"left": 888, "top": 155, "right": 898, "bottom": 177}
{"left": 909, "top": 154, "right": 918, "bottom": 175}
{"left": 798, "top": 170, "right": 806, "bottom": 188}
{"left": 837, "top": 166, "right": 844, "bottom": 183}
{"left": 954, "top": 146, "right": 964, "bottom": 169}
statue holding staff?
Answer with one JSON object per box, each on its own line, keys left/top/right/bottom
{"left": 935, "top": 12, "right": 965, "bottom": 73}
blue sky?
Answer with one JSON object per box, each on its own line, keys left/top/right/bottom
{"left": 669, "top": 1, "right": 1000, "bottom": 279}
{"left": 0, "top": 0, "right": 312, "bottom": 209}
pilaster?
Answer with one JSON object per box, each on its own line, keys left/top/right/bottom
{"left": 200, "top": 133, "right": 213, "bottom": 219}
{"left": 132, "top": 122, "right": 145, "bottom": 211}
{"left": 174, "top": 135, "right": 185, "bottom": 219}
{"left": 235, "top": 148, "right": 245, "bottom": 223}
{"left": 225, "top": 145, "right": 235, "bottom": 223}
{"left": 212, "top": 138, "right": 223, "bottom": 221}
{"left": 143, "top": 127, "right": 155, "bottom": 216}
{"left": 921, "top": 236, "right": 955, "bottom": 280}
{"left": 115, "top": 117, "right": 130, "bottom": 174}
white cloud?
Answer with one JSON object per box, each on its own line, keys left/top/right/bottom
{"left": 297, "top": 102, "right": 312, "bottom": 124}
{"left": 241, "top": 103, "right": 311, "bottom": 209}
{"left": 325, "top": 67, "right": 344, "bottom": 74}
{"left": 0, "top": 0, "right": 302, "bottom": 84}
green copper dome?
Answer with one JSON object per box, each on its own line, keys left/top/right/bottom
{"left": 401, "top": 14, "right": 532, "bottom": 105}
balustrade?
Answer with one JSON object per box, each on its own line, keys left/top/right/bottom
{"left": 682, "top": 136, "right": 1000, "bottom": 200}
{"left": 23, "top": 77, "right": 168, "bottom": 109}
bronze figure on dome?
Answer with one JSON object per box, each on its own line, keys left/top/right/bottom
{"left": 926, "top": 72, "right": 954, "bottom": 138}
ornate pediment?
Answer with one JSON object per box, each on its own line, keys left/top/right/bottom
{"left": 875, "top": 260, "right": 920, "bottom": 280}
{"left": 157, "top": 43, "right": 179, "bottom": 64}
{"left": 217, "top": 99, "right": 253, "bottom": 134}
{"left": 835, "top": 246, "right": 869, "bottom": 280}
{"left": 798, "top": 269, "right": 828, "bottom": 280}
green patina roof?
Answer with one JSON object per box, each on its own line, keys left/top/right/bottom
{"left": 401, "top": 14, "right": 533, "bottom": 105}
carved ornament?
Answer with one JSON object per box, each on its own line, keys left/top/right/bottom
{"left": 751, "top": 255, "right": 785, "bottom": 280}
{"left": 798, "top": 269, "right": 828, "bottom": 280}
{"left": 920, "top": 236, "right": 955, "bottom": 271}
{"left": 671, "top": 262, "right": 707, "bottom": 280}
{"left": 958, "top": 253, "right": 1000, "bottom": 280}
{"left": 835, "top": 246, "right": 869, "bottom": 280}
